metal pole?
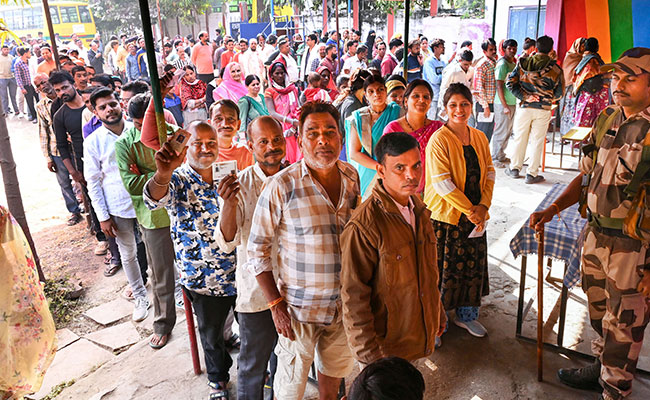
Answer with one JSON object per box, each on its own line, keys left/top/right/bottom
{"left": 403, "top": 0, "right": 410, "bottom": 80}
{"left": 335, "top": 0, "right": 340, "bottom": 76}
{"left": 492, "top": 0, "right": 498, "bottom": 39}
{"left": 42, "top": 0, "right": 60, "bottom": 68}
{"left": 270, "top": 0, "right": 275, "bottom": 33}
{"left": 137, "top": 0, "right": 168, "bottom": 147}
{"left": 535, "top": 0, "right": 542, "bottom": 38}
{"left": 536, "top": 229, "right": 545, "bottom": 382}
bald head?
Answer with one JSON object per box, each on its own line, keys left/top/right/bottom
{"left": 247, "top": 116, "right": 286, "bottom": 169}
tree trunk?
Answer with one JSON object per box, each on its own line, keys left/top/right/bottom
{"left": 176, "top": 16, "right": 181, "bottom": 36}
{"left": 0, "top": 113, "right": 44, "bottom": 281}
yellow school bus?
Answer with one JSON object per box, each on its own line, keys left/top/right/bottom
{"left": 0, "top": 1, "right": 97, "bottom": 44}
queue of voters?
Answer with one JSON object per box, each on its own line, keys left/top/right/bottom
{"left": 2, "top": 18, "right": 650, "bottom": 400}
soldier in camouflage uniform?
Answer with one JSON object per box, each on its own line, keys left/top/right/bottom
{"left": 530, "top": 47, "right": 650, "bottom": 400}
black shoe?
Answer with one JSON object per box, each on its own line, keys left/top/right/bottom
{"left": 557, "top": 359, "right": 602, "bottom": 392}
{"left": 505, "top": 166, "right": 521, "bottom": 178}
{"left": 525, "top": 174, "right": 545, "bottom": 184}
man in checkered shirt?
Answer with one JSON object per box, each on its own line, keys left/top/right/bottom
{"left": 248, "top": 101, "right": 360, "bottom": 400}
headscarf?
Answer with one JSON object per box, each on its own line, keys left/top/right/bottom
{"left": 365, "top": 30, "right": 376, "bottom": 54}
{"left": 316, "top": 64, "right": 339, "bottom": 101}
{"left": 563, "top": 37, "right": 586, "bottom": 84}
{"left": 573, "top": 52, "right": 605, "bottom": 95}
{"left": 386, "top": 79, "right": 406, "bottom": 96}
{"left": 265, "top": 59, "right": 299, "bottom": 131}
{"left": 179, "top": 72, "right": 207, "bottom": 109}
{"left": 212, "top": 62, "right": 248, "bottom": 102}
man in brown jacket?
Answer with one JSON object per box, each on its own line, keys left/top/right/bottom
{"left": 341, "top": 132, "right": 446, "bottom": 366}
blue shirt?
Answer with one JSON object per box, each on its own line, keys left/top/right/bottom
{"left": 143, "top": 163, "right": 236, "bottom": 297}
{"left": 406, "top": 54, "right": 422, "bottom": 83}
{"left": 423, "top": 55, "right": 447, "bottom": 101}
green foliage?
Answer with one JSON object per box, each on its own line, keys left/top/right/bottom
{"left": 0, "top": 0, "right": 26, "bottom": 45}
{"left": 43, "top": 274, "right": 81, "bottom": 327}
{"left": 446, "top": 0, "right": 485, "bottom": 19}
{"left": 90, "top": 0, "right": 155, "bottom": 36}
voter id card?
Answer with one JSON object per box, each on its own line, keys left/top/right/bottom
{"left": 168, "top": 128, "right": 191, "bottom": 154}
{"left": 212, "top": 160, "right": 238, "bottom": 183}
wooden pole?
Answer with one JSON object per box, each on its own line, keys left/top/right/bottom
{"left": 42, "top": 0, "right": 60, "bottom": 68}
{"left": 536, "top": 228, "right": 544, "bottom": 382}
{"left": 403, "top": 0, "right": 410, "bottom": 80}
{"left": 0, "top": 114, "right": 44, "bottom": 281}
{"left": 183, "top": 290, "right": 202, "bottom": 375}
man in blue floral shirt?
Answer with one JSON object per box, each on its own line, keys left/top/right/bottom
{"left": 143, "top": 120, "right": 239, "bottom": 399}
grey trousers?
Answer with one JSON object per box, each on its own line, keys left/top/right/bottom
{"left": 141, "top": 225, "right": 177, "bottom": 335}
{"left": 237, "top": 310, "right": 278, "bottom": 400}
{"left": 491, "top": 103, "right": 516, "bottom": 161}
{"left": 113, "top": 216, "right": 147, "bottom": 299}
{"left": 0, "top": 78, "right": 18, "bottom": 113}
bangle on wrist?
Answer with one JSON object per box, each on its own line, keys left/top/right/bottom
{"left": 268, "top": 297, "right": 284, "bottom": 309}
{"left": 151, "top": 175, "right": 170, "bottom": 187}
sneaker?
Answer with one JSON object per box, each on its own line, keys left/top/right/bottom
{"left": 505, "top": 166, "right": 521, "bottom": 178}
{"left": 133, "top": 296, "right": 150, "bottom": 322}
{"left": 435, "top": 336, "right": 442, "bottom": 349}
{"left": 454, "top": 318, "right": 488, "bottom": 337}
{"left": 67, "top": 213, "right": 83, "bottom": 226}
{"left": 557, "top": 359, "right": 602, "bottom": 392}
{"left": 94, "top": 240, "right": 109, "bottom": 255}
{"left": 525, "top": 174, "right": 545, "bottom": 184}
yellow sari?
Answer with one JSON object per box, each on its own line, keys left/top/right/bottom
{"left": 0, "top": 206, "right": 57, "bottom": 399}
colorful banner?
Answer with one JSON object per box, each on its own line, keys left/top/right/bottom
{"left": 545, "top": 0, "right": 644, "bottom": 63}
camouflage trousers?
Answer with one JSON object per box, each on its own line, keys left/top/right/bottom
{"left": 582, "top": 226, "right": 650, "bottom": 398}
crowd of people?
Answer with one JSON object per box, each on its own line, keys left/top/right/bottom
{"left": 3, "top": 23, "right": 650, "bottom": 400}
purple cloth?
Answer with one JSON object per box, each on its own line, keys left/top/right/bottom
{"left": 82, "top": 115, "right": 102, "bottom": 139}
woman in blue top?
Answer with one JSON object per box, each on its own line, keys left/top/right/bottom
{"left": 346, "top": 74, "right": 402, "bottom": 198}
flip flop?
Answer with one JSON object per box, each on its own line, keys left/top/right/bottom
{"left": 104, "top": 263, "right": 121, "bottom": 277}
{"left": 207, "top": 382, "right": 229, "bottom": 400}
{"left": 149, "top": 333, "right": 169, "bottom": 349}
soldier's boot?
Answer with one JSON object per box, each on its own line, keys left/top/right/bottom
{"left": 557, "top": 359, "right": 602, "bottom": 392}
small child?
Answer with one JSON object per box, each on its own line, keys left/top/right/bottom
{"left": 303, "top": 72, "right": 331, "bottom": 103}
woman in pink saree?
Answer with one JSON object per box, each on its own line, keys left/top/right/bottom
{"left": 383, "top": 79, "right": 443, "bottom": 193}
{"left": 265, "top": 58, "right": 302, "bottom": 163}
{"left": 212, "top": 62, "right": 248, "bottom": 102}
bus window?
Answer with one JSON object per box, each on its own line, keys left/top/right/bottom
{"left": 79, "top": 6, "right": 92, "bottom": 24}
{"left": 33, "top": 7, "right": 43, "bottom": 29}
{"left": 60, "top": 6, "right": 79, "bottom": 23}
{"left": 11, "top": 10, "right": 23, "bottom": 30}
{"left": 50, "top": 6, "right": 60, "bottom": 25}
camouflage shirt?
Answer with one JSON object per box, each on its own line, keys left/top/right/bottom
{"left": 580, "top": 105, "right": 650, "bottom": 219}
{"left": 506, "top": 54, "right": 564, "bottom": 110}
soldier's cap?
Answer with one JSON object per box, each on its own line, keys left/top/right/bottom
{"left": 601, "top": 47, "right": 650, "bottom": 75}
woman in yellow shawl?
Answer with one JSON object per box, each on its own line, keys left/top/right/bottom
{"left": 1, "top": 206, "right": 56, "bottom": 399}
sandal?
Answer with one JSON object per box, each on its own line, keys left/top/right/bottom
{"left": 103, "top": 253, "right": 112, "bottom": 265}
{"left": 207, "top": 381, "right": 229, "bottom": 400}
{"left": 149, "top": 333, "right": 169, "bottom": 349}
{"left": 225, "top": 334, "right": 240, "bottom": 351}
{"left": 104, "top": 263, "right": 121, "bottom": 277}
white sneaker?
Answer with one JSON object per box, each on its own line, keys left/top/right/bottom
{"left": 133, "top": 296, "right": 150, "bottom": 322}
{"left": 454, "top": 319, "right": 487, "bottom": 337}
{"left": 435, "top": 336, "right": 442, "bottom": 348}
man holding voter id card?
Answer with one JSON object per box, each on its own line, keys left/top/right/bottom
{"left": 143, "top": 120, "right": 238, "bottom": 399}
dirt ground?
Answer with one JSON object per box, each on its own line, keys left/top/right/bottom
{"left": 3, "top": 114, "right": 650, "bottom": 399}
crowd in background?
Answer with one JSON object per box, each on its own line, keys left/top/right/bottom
{"left": 3, "top": 22, "right": 648, "bottom": 400}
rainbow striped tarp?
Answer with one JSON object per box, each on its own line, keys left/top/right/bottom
{"left": 545, "top": 0, "right": 650, "bottom": 63}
